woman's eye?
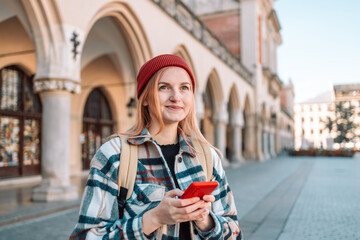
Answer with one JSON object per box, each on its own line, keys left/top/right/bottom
{"left": 181, "top": 86, "right": 189, "bottom": 91}
{"left": 159, "top": 85, "right": 168, "bottom": 90}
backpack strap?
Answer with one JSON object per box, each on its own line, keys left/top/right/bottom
{"left": 191, "top": 138, "right": 213, "bottom": 181}
{"left": 116, "top": 134, "right": 212, "bottom": 218}
{"left": 117, "top": 135, "right": 138, "bottom": 219}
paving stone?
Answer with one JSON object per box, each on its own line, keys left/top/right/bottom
{"left": 277, "top": 157, "right": 360, "bottom": 240}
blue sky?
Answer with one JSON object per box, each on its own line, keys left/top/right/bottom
{"left": 274, "top": 0, "right": 360, "bottom": 103}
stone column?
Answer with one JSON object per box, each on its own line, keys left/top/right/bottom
{"left": 268, "top": 127, "right": 273, "bottom": 158}
{"left": 270, "top": 128, "right": 276, "bottom": 158}
{"left": 195, "top": 91, "right": 204, "bottom": 128}
{"left": 215, "top": 120, "right": 229, "bottom": 167}
{"left": 230, "top": 110, "right": 244, "bottom": 163}
{"left": 214, "top": 101, "right": 229, "bottom": 167}
{"left": 255, "top": 115, "right": 264, "bottom": 161}
{"left": 269, "top": 131, "right": 274, "bottom": 158}
{"left": 263, "top": 126, "right": 270, "bottom": 160}
{"left": 32, "top": 79, "right": 79, "bottom": 202}
{"left": 232, "top": 126, "right": 244, "bottom": 163}
{"left": 275, "top": 125, "right": 281, "bottom": 154}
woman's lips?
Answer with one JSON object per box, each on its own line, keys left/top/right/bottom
{"left": 166, "top": 106, "right": 183, "bottom": 110}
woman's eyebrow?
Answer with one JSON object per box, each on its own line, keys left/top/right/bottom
{"left": 158, "top": 82, "right": 191, "bottom": 85}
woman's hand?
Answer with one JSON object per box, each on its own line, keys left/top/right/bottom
{"left": 142, "top": 189, "right": 207, "bottom": 235}
{"left": 193, "top": 195, "right": 216, "bottom": 232}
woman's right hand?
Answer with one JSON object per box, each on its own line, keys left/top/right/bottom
{"left": 142, "top": 189, "right": 206, "bottom": 235}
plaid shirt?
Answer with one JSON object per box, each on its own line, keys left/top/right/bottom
{"left": 70, "top": 128, "right": 242, "bottom": 240}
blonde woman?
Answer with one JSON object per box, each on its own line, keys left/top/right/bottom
{"left": 70, "top": 54, "right": 242, "bottom": 239}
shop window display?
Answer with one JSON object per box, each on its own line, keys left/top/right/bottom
{"left": 0, "top": 66, "right": 42, "bottom": 178}
{"left": 82, "top": 88, "right": 115, "bottom": 169}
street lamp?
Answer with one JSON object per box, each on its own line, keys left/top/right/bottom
{"left": 126, "top": 97, "right": 136, "bottom": 117}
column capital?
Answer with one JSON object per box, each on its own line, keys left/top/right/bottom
{"left": 34, "top": 78, "right": 81, "bottom": 94}
{"left": 230, "top": 110, "right": 244, "bottom": 127}
{"left": 213, "top": 101, "right": 228, "bottom": 124}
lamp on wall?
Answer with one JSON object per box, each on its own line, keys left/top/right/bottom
{"left": 271, "top": 113, "right": 277, "bottom": 124}
{"left": 126, "top": 97, "right": 136, "bottom": 117}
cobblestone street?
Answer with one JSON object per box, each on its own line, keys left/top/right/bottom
{"left": 0, "top": 155, "right": 359, "bottom": 240}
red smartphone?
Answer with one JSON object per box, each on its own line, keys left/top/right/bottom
{"left": 180, "top": 181, "right": 219, "bottom": 199}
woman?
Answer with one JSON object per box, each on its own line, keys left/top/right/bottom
{"left": 70, "top": 54, "right": 242, "bottom": 239}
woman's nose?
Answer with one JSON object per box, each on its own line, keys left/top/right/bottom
{"left": 170, "top": 90, "right": 181, "bottom": 101}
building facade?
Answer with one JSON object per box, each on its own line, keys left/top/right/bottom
{"left": 0, "top": 0, "right": 294, "bottom": 201}
{"left": 294, "top": 91, "right": 334, "bottom": 150}
{"left": 294, "top": 83, "right": 360, "bottom": 150}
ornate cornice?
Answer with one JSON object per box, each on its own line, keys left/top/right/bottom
{"left": 262, "top": 66, "right": 272, "bottom": 79}
{"left": 281, "top": 106, "right": 293, "bottom": 120}
{"left": 334, "top": 84, "right": 360, "bottom": 101}
{"left": 152, "top": 0, "right": 253, "bottom": 85}
{"left": 268, "top": 73, "right": 282, "bottom": 98}
{"left": 268, "top": 9, "right": 281, "bottom": 33}
{"left": 34, "top": 78, "right": 81, "bottom": 93}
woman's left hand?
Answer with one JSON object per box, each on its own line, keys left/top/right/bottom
{"left": 193, "top": 195, "right": 216, "bottom": 232}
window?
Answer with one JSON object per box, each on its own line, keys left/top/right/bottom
{"left": 82, "top": 88, "right": 115, "bottom": 169}
{"left": 0, "top": 66, "right": 42, "bottom": 178}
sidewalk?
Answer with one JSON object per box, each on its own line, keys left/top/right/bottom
{"left": 226, "top": 154, "right": 360, "bottom": 240}
{"left": 0, "top": 175, "right": 86, "bottom": 228}
{"left": 0, "top": 154, "right": 359, "bottom": 240}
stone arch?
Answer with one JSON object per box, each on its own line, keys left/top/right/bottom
{"left": 173, "top": 45, "right": 205, "bottom": 124}
{"left": 226, "top": 84, "right": 241, "bottom": 161}
{"left": 84, "top": 2, "right": 152, "bottom": 72}
{"left": 0, "top": 16, "right": 36, "bottom": 74}
{"left": 79, "top": 55, "right": 125, "bottom": 125}
{"left": 205, "top": 68, "right": 224, "bottom": 114}
{"left": 70, "top": 53, "right": 128, "bottom": 172}
{"left": 70, "top": 4, "right": 152, "bottom": 172}
{"left": 242, "top": 94, "right": 254, "bottom": 159}
{"left": 0, "top": 1, "right": 34, "bottom": 37}
{"left": 228, "top": 85, "right": 241, "bottom": 113}
{"left": 19, "top": 0, "right": 65, "bottom": 79}
{"left": 201, "top": 69, "right": 225, "bottom": 146}
{"left": 173, "top": 44, "right": 198, "bottom": 86}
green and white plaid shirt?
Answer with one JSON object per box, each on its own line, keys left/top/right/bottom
{"left": 70, "top": 128, "right": 242, "bottom": 240}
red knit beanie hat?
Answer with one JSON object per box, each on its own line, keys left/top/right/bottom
{"left": 137, "top": 54, "right": 195, "bottom": 98}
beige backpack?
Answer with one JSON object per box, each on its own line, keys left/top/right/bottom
{"left": 116, "top": 135, "right": 213, "bottom": 218}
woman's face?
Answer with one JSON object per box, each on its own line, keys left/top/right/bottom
{"left": 149, "top": 67, "right": 193, "bottom": 127}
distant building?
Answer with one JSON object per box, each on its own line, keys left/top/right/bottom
{"left": 294, "top": 91, "right": 335, "bottom": 150}
{"left": 279, "top": 81, "right": 295, "bottom": 150}
{"left": 294, "top": 83, "right": 360, "bottom": 150}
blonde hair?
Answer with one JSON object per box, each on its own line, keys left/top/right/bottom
{"left": 126, "top": 67, "right": 222, "bottom": 157}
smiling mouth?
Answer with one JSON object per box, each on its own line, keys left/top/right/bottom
{"left": 166, "top": 106, "right": 183, "bottom": 110}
